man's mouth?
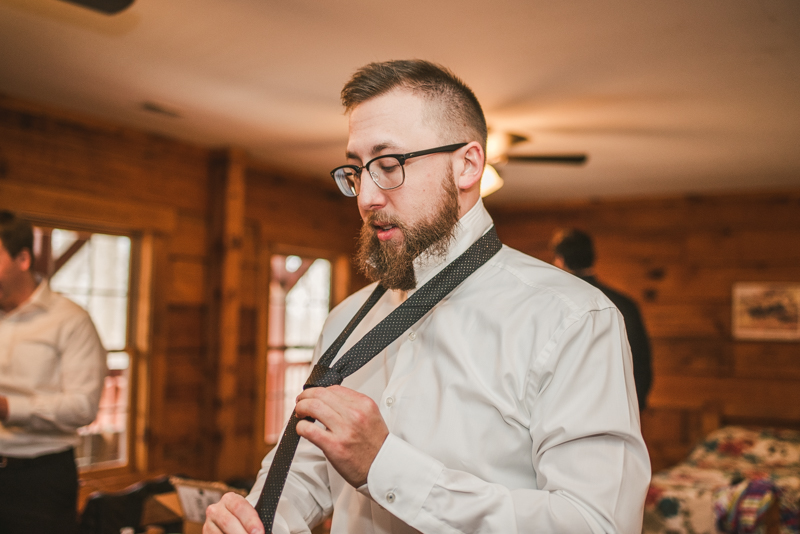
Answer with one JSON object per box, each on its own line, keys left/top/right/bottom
{"left": 374, "top": 222, "right": 399, "bottom": 241}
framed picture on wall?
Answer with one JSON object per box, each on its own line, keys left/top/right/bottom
{"left": 732, "top": 282, "right": 800, "bottom": 341}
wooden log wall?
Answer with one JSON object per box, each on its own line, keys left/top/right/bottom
{"left": 489, "top": 192, "right": 800, "bottom": 471}
{"left": 9, "top": 91, "right": 799, "bottom": 488}
{"left": 0, "top": 95, "right": 361, "bottom": 492}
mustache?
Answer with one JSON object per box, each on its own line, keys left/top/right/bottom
{"left": 363, "top": 211, "right": 404, "bottom": 230}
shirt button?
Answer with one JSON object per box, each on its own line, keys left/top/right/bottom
{"left": 385, "top": 396, "right": 394, "bottom": 407}
{"left": 408, "top": 331, "right": 416, "bottom": 341}
{"left": 386, "top": 492, "right": 396, "bottom": 503}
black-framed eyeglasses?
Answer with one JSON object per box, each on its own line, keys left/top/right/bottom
{"left": 330, "top": 142, "right": 467, "bottom": 197}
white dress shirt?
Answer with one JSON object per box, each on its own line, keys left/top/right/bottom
{"left": 0, "top": 281, "right": 107, "bottom": 458}
{"left": 248, "top": 200, "right": 651, "bottom": 533}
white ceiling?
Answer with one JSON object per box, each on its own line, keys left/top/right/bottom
{"left": 1, "top": 0, "right": 799, "bottom": 205}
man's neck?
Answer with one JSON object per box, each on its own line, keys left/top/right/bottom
{"left": 409, "top": 199, "right": 492, "bottom": 291}
{"left": 1, "top": 273, "right": 39, "bottom": 313}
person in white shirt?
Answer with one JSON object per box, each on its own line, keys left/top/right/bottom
{"left": 0, "top": 211, "right": 107, "bottom": 534}
{"left": 205, "top": 60, "right": 650, "bottom": 534}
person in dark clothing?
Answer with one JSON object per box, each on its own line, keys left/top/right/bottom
{"left": 551, "top": 229, "right": 653, "bottom": 411}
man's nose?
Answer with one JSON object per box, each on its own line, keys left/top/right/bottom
{"left": 357, "top": 168, "right": 387, "bottom": 211}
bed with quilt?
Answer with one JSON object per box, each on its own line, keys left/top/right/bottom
{"left": 643, "top": 426, "right": 800, "bottom": 534}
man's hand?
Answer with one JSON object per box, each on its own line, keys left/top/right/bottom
{"left": 204, "top": 492, "right": 263, "bottom": 534}
{"left": 295, "top": 385, "right": 389, "bottom": 487}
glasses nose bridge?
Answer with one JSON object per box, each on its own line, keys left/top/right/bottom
{"left": 355, "top": 163, "right": 382, "bottom": 196}
{"left": 361, "top": 161, "right": 383, "bottom": 190}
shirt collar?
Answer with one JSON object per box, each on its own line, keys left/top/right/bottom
{"left": 406, "top": 199, "right": 494, "bottom": 296}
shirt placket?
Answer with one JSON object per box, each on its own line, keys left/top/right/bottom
{"left": 379, "top": 327, "right": 420, "bottom": 432}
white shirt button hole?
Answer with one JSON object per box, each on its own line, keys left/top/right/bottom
{"left": 408, "top": 331, "right": 416, "bottom": 341}
{"left": 386, "top": 492, "right": 396, "bottom": 503}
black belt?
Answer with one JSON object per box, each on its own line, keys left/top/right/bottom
{"left": 0, "top": 448, "right": 74, "bottom": 469}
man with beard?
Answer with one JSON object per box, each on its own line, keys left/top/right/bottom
{"left": 205, "top": 60, "right": 650, "bottom": 534}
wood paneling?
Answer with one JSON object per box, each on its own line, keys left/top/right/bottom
{"left": 0, "top": 96, "right": 209, "bottom": 215}
{"left": 491, "top": 190, "right": 800, "bottom": 471}
{"left": 245, "top": 165, "right": 361, "bottom": 252}
{"left": 170, "top": 213, "right": 208, "bottom": 258}
{"left": 209, "top": 148, "right": 248, "bottom": 481}
{"left": 0, "top": 181, "right": 177, "bottom": 234}
{"left": 168, "top": 259, "right": 206, "bottom": 304}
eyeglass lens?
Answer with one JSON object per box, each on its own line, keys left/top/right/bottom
{"left": 333, "top": 155, "right": 405, "bottom": 197}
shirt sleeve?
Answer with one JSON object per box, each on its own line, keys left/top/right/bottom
{"left": 5, "top": 311, "right": 108, "bottom": 432}
{"left": 365, "top": 307, "right": 651, "bottom": 534}
{"left": 246, "top": 433, "right": 333, "bottom": 533}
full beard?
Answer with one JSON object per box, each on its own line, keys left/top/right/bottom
{"left": 356, "top": 169, "right": 460, "bottom": 291}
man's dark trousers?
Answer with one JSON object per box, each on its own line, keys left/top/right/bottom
{"left": 0, "top": 448, "right": 78, "bottom": 534}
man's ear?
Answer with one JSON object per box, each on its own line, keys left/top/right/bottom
{"left": 14, "top": 248, "right": 32, "bottom": 272}
{"left": 455, "top": 142, "right": 485, "bottom": 192}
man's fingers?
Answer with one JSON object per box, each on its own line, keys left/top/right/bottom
{"left": 297, "top": 384, "right": 359, "bottom": 402}
{"left": 203, "top": 492, "right": 264, "bottom": 534}
{"left": 297, "top": 385, "right": 369, "bottom": 416}
{"left": 314, "top": 384, "right": 364, "bottom": 405}
{"left": 296, "top": 417, "right": 334, "bottom": 450}
{"left": 295, "top": 392, "right": 344, "bottom": 430}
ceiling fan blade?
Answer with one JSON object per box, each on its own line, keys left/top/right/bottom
{"left": 506, "top": 154, "right": 588, "bottom": 165}
{"left": 59, "top": 0, "right": 134, "bottom": 14}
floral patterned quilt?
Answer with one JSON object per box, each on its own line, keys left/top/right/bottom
{"left": 643, "top": 426, "right": 800, "bottom": 534}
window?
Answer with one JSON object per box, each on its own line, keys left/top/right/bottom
{"left": 33, "top": 226, "right": 134, "bottom": 470}
{"left": 264, "top": 255, "right": 331, "bottom": 443}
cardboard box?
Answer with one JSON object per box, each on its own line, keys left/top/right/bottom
{"left": 141, "top": 492, "right": 182, "bottom": 525}
{"left": 141, "top": 477, "right": 247, "bottom": 534}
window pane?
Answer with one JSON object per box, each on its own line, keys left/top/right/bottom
{"left": 265, "top": 256, "right": 332, "bottom": 443}
{"left": 75, "top": 351, "right": 129, "bottom": 469}
{"left": 284, "top": 348, "right": 314, "bottom": 363}
{"left": 50, "top": 233, "right": 131, "bottom": 351}
{"left": 283, "top": 363, "right": 312, "bottom": 425}
{"left": 51, "top": 229, "right": 79, "bottom": 258}
{"left": 285, "top": 259, "right": 331, "bottom": 349}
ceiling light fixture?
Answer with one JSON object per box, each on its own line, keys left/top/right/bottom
{"left": 480, "top": 164, "right": 504, "bottom": 197}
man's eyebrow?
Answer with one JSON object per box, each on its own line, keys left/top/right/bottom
{"left": 345, "top": 142, "right": 402, "bottom": 162}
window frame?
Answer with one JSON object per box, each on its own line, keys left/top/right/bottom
{"left": 30, "top": 220, "right": 143, "bottom": 476}
{"left": 254, "top": 242, "right": 352, "bottom": 455}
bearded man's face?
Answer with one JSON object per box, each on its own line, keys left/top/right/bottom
{"left": 356, "top": 168, "right": 460, "bottom": 291}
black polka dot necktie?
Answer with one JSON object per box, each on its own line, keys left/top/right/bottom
{"left": 255, "top": 227, "right": 502, "bottom": 531}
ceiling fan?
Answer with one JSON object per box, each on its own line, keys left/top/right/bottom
{"left": 486, "top": 131, "right": 588, "bottom": 166}
{"left": 480, "top": 131, "right": 588, "bottom": 196}
{"left": 58, "top": 0, "right": 134, "bottom": 14}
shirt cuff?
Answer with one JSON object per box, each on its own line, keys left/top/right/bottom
{"left": 274, "top": 495, "right": 312, "bottom": 534}
{"left": 367, "top": 433, "right": 443, "bottom": 523}
{"left": 4, "top": 395, "right": 32, "bottom": 425}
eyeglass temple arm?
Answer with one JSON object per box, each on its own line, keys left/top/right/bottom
{"left": 402, "top": 143, "right": 468, "bottom": 161}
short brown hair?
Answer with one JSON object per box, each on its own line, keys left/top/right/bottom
{"left": 341, "top": 60, "right": 487, "bottom": 153}
{"left": 0, "top": 210, "right": 34, "bottom": 259}
{"left": 551, "top": 228, "right": 595, "bottom": 271}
